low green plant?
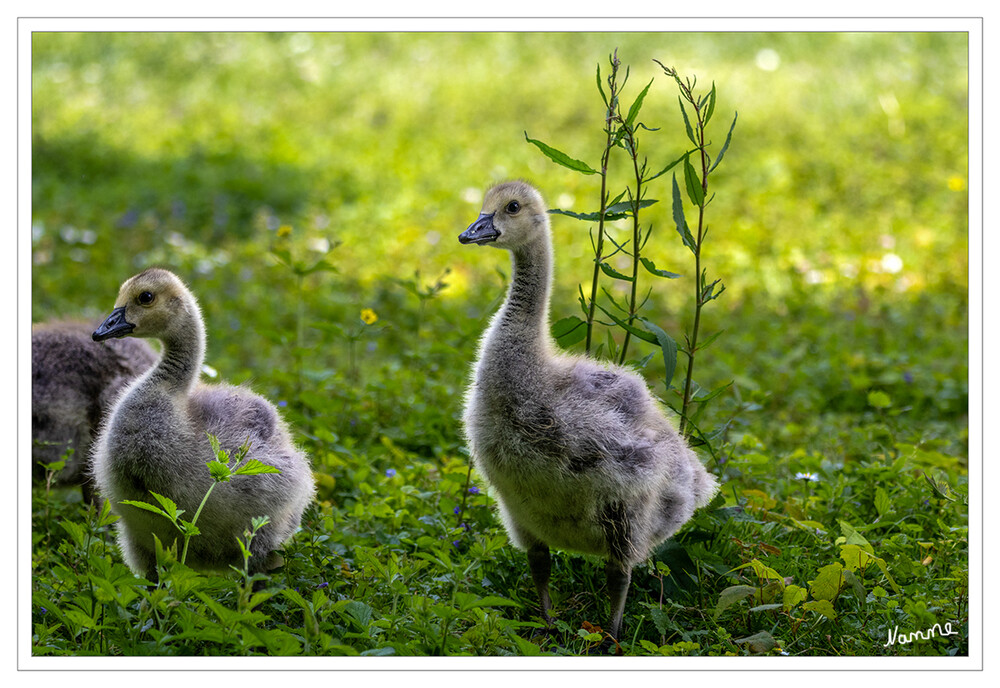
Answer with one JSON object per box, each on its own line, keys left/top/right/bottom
{"left": 120, "top": 434, "right": 281, "bottom": 570}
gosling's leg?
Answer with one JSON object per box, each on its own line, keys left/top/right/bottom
{"left": 605, "top": 559, "right": 632, "bottom": 641}
{"left": 526, "top": 542, "right": 554, "bottom": 627}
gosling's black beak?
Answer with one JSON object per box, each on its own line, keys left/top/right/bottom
{"left": 459, "top": 212, "right": 500, "bottom": 245}
{"left": 93, "top": 306, "right": 135, "bottom": 341}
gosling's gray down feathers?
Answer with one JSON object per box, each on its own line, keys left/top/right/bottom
{"left": 90, "top": 268, "right": 315, "bottom": 577}
{"left": 459, "top": 181, "right": 718, "bottom": 640}
{"left": 32, "top": 320, "right": 157, "bottom": 500}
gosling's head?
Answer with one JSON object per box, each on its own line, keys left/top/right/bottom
{"left": 459, "top": 181, "right": 548, "bottom": 250}
{"left": 93, "top": 268, "right": 200, "bottom": 343}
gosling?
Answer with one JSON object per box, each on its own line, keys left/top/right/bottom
{"left": 459, "top": 181, "right": 718, "bottom": 642}
{"left": 32, "top": 320, "right": 157, "bottom": 502}
{"left": 91, "top": 268, "right": 315, "bottom": 578}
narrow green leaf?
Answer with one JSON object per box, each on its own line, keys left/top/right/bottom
{"left": 704, "top": 82, "right": 717, "bottom": 125}
{"left": 683, "top": 156, "right": 704, "bottom": 206}
{"left": 551, "top": 316, "right": 587, "bottom": 348}
{"left": 120, "top": 500, "right": 170, "bottom": 520}
{"left": 599, "top": 261, "right": 634, "bottom": 282}
{"left": 524, "top": 132, "right": 597, "bottom": 175}
{"left": 671, "top": 175, "right": 697, "bottom": 253}
{"left": 709, "top": 111, "right": 738, "bottom": 173}
{"left": 646, "top": 148, "right": 697, "bottom": 182}
{"left": 626, "top": 78, "right": 654, "bottom": 126}
{"left": 596, "top": 64, "right": 608, "bottom": 106}
{"left": 606, "top": 198, "right": 658, "bottom": 215}
{"left": 678, "top": 96, "right": 697, "bottom": 145}
{"left": 640, "top": 257, "right": 682, "bottom": 279}
{"left": 596, "top": 304, "right": 658, "bottom": 344}
{"left": 638, "top": 318, "right": 678, "bottom": 389}
{"left": 695, "top": 330, "right": 724, "bottom": 352}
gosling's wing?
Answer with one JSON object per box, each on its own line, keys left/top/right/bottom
{"left": 189, "top": 384, "right": 279, "bottom": 449}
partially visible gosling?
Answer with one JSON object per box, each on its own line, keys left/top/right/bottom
{"left": 32, "top": 320, "right": 157, "bottom": 501}
{"left": 459, "top": 181, "right": 718, "bottom": 642}
{"left": 91, "top": 268, "right": 315, "bottom": 578}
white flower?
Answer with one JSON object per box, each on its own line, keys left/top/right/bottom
{"left": 794, "top": 472, "right": 820, "bottom": 482}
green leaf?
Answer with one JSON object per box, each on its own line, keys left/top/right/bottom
{"left": 626, "top": 78, "right": 654, "bottom": 126}
{"left": 551, "top": 316, "right": 587, "bottom": 348}
{"left": 867, "top": 390, "right": 891, "bottom": 409}
{"left": 671, "top": 175, "right": 697, "bottom": 253}
{"left": 233, "top": 459, "right": 282, "bottom": 476}
{"left": 524, "top": 132, "right": 597, "bottom": 175}
{"left": 638, "top": 318, "right": 678, "bottom": 389}
{"left": 802, "top": 599, "right": 837, "bottom": 620}
{"left": 808, "top": 562, "right": 844, "bottom": 602}
{"left": 646, "top": 149, "right": 696, "bottom": 182}
{"left": 709, "top": 111, "right": 738, "bottom": 173}
{"left": 639, "top": 257, "right": 682, "bottom": 279}
{"left": 874, "top": 487, "right": 891, "bottom": 516}
{"left": 606, "top": 198, "right": 658, "bottom": 215}
{"left": 120, "top": 500, "right": 171, "bottom": 520}
{"left": 596, "top": 304, "right": 658, "bottom": 345}
{"left": 683, "top": 155, "right": 704, "bottom": 206}
{"left": 704, "top": 82, "right": 717, "bottom": 125}
{"left": 714, "top": 584, "right": 757, "bottom": 619}
{"left": 207, "top": 459, "right": 232, "bottom": 482}
{"left": 595, "top": 63, "right": 608, "bottom": 107}
{"left": 841, "top": 569, "right": 867, "bottom": 607}
{"left": 783, "top": 584, "right": 807, "bottom": 611}
{"left": 599, "top": 261, "right": 634, "bottom": 282}
{"left": 678, "top": 96, "right": 697, "bottom": 145}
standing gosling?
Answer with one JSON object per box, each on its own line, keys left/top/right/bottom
{"left": 32, "top": 320, "right": 157, "bottom": 501}
{"left": 459, "top": 181, "right": 718, "bottom": 642}
{"left": 91, "top": 268, "right": 315, "bottom": 578}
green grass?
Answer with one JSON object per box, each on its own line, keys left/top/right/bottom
{"left": 30, "top": 31, "right": 968, "bottom": 657}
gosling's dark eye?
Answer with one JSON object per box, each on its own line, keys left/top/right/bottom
{"left": 138, "top": 291, "right": 154, "bottom": 305}
{"left": 506, "top": 200, "right": 520, "bottom": 214}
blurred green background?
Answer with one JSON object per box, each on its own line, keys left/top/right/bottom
{"left": 31, "top": 30, "right": 969, "bottom": 426}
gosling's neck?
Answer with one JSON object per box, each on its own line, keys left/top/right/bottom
{"left": 144, "top": 306, "right": 205, "bottom": 394}
{"left": 487, "top": 233, "right": 555, "bottom": 362}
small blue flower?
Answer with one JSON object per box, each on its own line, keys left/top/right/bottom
{"left": 468, "top": 486, "right": 480, "bottom": 495}
{"left": 385, "top": 468, "right": 396, "bottom": 478}
{"left": 40, "top": 607, "right": 48, "bottom": 615}
{"left": 904, "top": 371, "right": 914, "bottom": 384}
{"left": 452, "top": 540, "right": 461, "bottom": 548}
{"left": 278, "top": 400, "right": 287, "bottom": 407}
{"left": 453, "top": 506, "right": 461, "bottom": 515}
{"left": 317, "top": 581, "right": 329, "bottom": 589}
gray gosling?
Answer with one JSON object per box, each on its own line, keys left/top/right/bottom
{"left": 32, "top": 320, "right": 157, "bottom": 502}
{"left": 459, "top": 181, "right": 718, "bottom": 642}
{"left": 91, "top": 268, "right": 315, "bottom": 578}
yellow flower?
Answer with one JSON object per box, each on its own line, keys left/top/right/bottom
{"left": 947, "top": 176, "right": 966, "bottom": 192}
{"left": 277, "top": 224, "right": 293, "bottom": 237}
{"left": 360, "top": 308, "right": 378, "bottom": 325}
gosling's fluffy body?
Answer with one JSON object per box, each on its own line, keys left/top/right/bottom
{"left": 460, "top": 181, "right": 717, "bottom": 637}
{"left": 91, "top": 269, "right": 315, "bottom": 577}
{"left": 32, "top": 321, "right": 157, "bottom": 497}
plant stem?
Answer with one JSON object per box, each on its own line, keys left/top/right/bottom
{"left": 585, "top": 53, "right": 621, "bottom": 355}
{"left": 618, "top": 129, "right": 644, "bottom": 365}
{"left": 679, "top": 88, "right": 710, "bottom": 435}
{"left": 181, "top": 482, "right": 217, "bottom": 565}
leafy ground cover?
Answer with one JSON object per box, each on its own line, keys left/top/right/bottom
{"left": 30, "top": 31, "right": 969, "bottom": 657}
